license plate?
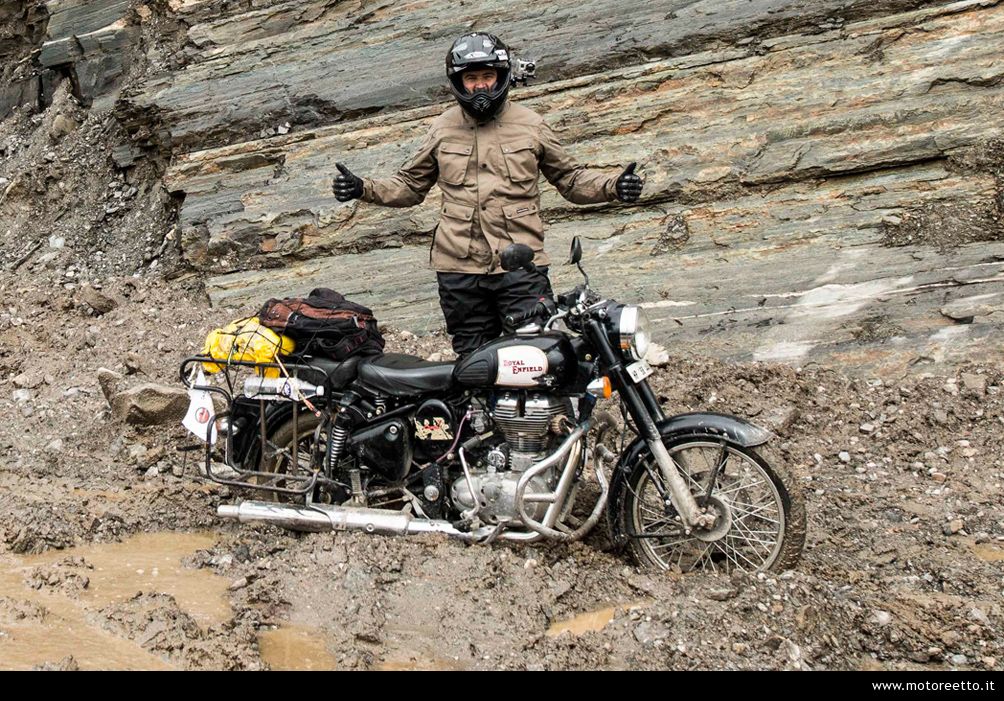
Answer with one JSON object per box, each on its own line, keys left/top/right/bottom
{"left": 626, "top": 359, "right": 653, "bottom": 383}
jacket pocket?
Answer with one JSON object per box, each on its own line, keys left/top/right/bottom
{"left": 501, "top": 140, "right": 538, "bottom": 183}
{"left": 438, "top": 142, "right": 473, "bottom": 186}
{"left": 502, "top": 202, "right": 543, "bottom": 252}
{"left": 436, "top": 200, "right": 475, "bottom": 258}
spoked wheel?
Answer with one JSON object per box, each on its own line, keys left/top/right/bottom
{"left": 257, "top": 412, "right": 324, "bottom": 503}
{"left": 620, "top": 439, "right": 804, "bottom": 573}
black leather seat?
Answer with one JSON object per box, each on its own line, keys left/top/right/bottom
{"left": 357, "top": 353, "right": 455, "bottom": 397}
{"left": 287, "top": 354, "right": 362, "bottom": 390}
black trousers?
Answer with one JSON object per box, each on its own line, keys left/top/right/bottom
{"left": 437, "top": 267, "right": 554, "bottom": 357}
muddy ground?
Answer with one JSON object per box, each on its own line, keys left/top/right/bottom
{"left": 0, "top": 266, "right": 1002, "bottom": 671}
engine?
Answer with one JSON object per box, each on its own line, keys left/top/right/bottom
{"left": 450, "top": 392, "right": 575, "bottom": 524}
{"left": 491, "top": 393, "right": 574, "bottom": 471}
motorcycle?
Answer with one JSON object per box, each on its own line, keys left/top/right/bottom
{"left": 180, "top": 237, "right": 805, "bottom": 573}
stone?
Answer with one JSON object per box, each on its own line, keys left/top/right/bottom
{"left": 760, "top": 405, "right": 800, "bottom": 432}
{"left": 49, "top": 114, "right": 76, "bottom": 140}
{"left": 229, "top": 576, "right": 249, "bottom": 590}
{"left": 644, "top": 342, "right": 670, "bottom": 367}
{"left": 96, "top": 368, "right": 123, "bottom": 403}
{"left": 124, "top": 352, "right": 146, "bottom": 375}
{"left": 12, "top": 388, "right": 32, "bottom": 403}
{"left": 859, "top": 423, "right": 875, "bottom": 434}
{"left": 838, "top": 451, "right": 851, "bottom": 463}
{"left": 111, "top": 383, "right": 190, "bottom": 426}
{"left": 13, "top": 373, "right": 42, "bottom": 389}
{"left": 945, "top": 519, "right": 964, "bottom": 535}
{"left": 633, "top": 621, "right": 669, "bottom": 646}
{"left": 78, "top": 286, "right": 118, "bottom": 314}
{"left": 45, "top": 438, "right": 64, "bottom": 453}
{"left": 969, "top": 607, "right": 990, "bottom": 626}
{"left": 706, "top": 586, "right": 739, "bottom": 601}
{"left": 960, "top": 373, "right": 986, "bottom": 395}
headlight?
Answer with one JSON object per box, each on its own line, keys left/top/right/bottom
{"left": 617, "top": 305, "right": 651, "bottom": 361}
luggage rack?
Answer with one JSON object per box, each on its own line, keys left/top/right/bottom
{"left": 179, "top": 354, "right": 339, "bottom": 498}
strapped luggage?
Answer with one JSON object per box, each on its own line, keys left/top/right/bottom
{"left": 257, "top": 288, "right": 385, "bottom": 361}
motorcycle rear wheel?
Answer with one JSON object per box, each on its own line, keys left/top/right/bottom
{"left": 257, "top": 412, "right": 323, "bottom": 502}
{"left": 618, "top": 439, "right": 805, "bottom": 573}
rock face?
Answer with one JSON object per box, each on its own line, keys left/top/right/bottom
{"left": 124, "top": 0, "right": 949, "bottom": 152}
{"left": 4, "top": 0, "right": 1004, "bottom": 376}
{"left": 39, "top": 0, "right": 135, "bottom": 108}
{"left": 148, "top": 0, "right": 1004, "bottom": 375}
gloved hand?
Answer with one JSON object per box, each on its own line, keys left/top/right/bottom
{"left": 333, "top": 162, "right": 364, "bottom": 202}
{"left": 615, "top": 162, "right": 643, "bottom": 203}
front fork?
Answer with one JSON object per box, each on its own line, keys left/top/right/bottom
{"left": 587, "top": 320, "right": 714, "bottom": 533}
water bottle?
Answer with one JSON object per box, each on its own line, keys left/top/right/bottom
{"left": 243, "top": 375, "right": 324, "bottom": 401}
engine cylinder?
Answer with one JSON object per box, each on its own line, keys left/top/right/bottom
{"left": 492, "top": 393, "right": 571, "bottom": 454}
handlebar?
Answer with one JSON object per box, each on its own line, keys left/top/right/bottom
{"left": 505, "top": 297, "right": 557, "bottom": 329}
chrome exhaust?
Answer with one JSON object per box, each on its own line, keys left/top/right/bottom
{"left": 217, "top": 501, "right": 543, "bottom": 542}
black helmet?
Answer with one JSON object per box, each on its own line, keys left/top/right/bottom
{"left": 445, "top": 33, "right": 512, "bottom": 122}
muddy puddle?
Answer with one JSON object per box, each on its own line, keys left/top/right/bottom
{"left": 546, "top": 602, "right": 649, "bottom": 637}
{"left": 258, "top": 625, "right": 340, "bottom": 671}
{"left": 0, "top": 532, "right": 227, "bottom": 670}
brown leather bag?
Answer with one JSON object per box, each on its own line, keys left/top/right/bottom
{"left": 258, "top": 288, "right": 385, "bottom": 361}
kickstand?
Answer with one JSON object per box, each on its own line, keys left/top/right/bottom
{"left": 476, "top": 522, "right": 506, "bottom": 545}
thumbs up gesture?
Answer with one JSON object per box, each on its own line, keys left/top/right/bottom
{"left": 615, "top": 162, "right": 643, "bottom": 203}
{"left": 333, "top": 162, "right": 364, "bottom": 202}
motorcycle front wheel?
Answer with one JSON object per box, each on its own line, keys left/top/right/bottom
{"left": 617, "top": 439, "right": 805, "bottom": 573}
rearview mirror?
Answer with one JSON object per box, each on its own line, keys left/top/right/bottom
{"left": 569, "top": 237, "right": 582, "bottom": 265}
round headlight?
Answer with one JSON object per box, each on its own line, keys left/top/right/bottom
{"left": 618, "top": 305, "right": 651, "bottom": 361}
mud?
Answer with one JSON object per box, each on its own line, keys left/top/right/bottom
{"left": 0, "top": 267, "right": 1002, "bottom": 669}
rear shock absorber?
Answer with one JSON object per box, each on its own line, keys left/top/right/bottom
{"left": 326, "top": 417, "right": 350, "bottom": 477}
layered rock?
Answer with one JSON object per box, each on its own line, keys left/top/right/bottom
{"left": 123, "top": 0, "right": 948, "bottom": 152}
{"left": 4, "top": 0, "right": 1002, "bottom": 375}
{"left": 38, "top": 0, "right": 135, "bottom": 108}
{"left": 0, "top": 1, "right": 50, "bottom": 119}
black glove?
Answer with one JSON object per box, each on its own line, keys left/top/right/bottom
{"left": 615, "top": 162, "right": 643, "bottom": 203}
{"left": 333, "top": 162, "right": 363, "bottom": 202}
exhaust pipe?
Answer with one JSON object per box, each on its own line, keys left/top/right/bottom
{"left": 217, "top": 501, "right": 543, "bottom": 542}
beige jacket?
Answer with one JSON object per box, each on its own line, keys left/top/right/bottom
{"left": 360, "top": 101, "right": 620, "bottom": 274}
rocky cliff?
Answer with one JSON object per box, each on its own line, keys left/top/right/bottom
{"left": 2, "top": 0, "right": 1003, "bottom": 375}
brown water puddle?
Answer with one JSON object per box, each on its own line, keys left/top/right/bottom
{"left": 546, "top": 601, "right": 649, "bottom": 637}
{"left": 0, "top": 532, "right": 227, "bottom": 670}
{"left": 258, "top": 625, "right": 339, "bottom": 671}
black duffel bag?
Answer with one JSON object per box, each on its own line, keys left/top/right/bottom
{"left": 258, "top": 288, "right": 385, "bottom": 361}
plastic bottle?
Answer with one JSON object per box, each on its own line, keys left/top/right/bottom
{"left": 243, "top": 376, "right": 324, "bottom": 401}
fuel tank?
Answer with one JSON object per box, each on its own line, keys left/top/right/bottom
{"left": 453, "top": 333, "right": 575, "bottom": 390}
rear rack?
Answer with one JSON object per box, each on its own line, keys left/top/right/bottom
{"left": 179, "top": 355, "right": 340, "bottom": 498}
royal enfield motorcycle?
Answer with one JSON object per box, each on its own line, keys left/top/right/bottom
{"left": 180, "top": 238, "right": 805, "bottom": 573}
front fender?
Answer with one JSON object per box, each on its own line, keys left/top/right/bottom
{"left": 606, "top": 412, "right": 772, "bottom": 545}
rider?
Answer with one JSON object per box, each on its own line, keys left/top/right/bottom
{"left": 333, "top": 32, "right": 644, "bottom": 357}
